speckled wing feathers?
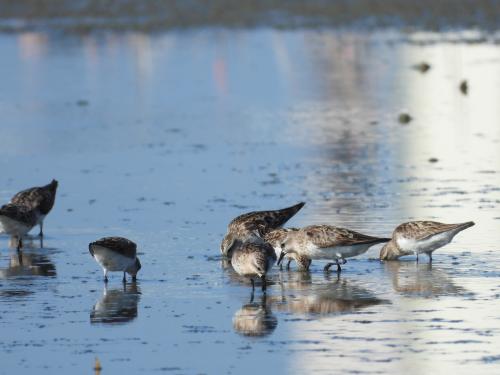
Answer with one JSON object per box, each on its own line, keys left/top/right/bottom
{"left": 11, "top": 180, "right": 58, "bottom": 216}
{"left": 0, "top": 203, "right": 38, "bottom": 227}
{"left": 303, "top": 225, "right": 390, "bottom": 248}
{"left": 90, "top": 237, "right": 137, "bottom": 259}
{"left": 394, "top": 221, "right": 475, "bottom": 241}
{"left": 228, "top": 202, "right": 305, "bottom": 237}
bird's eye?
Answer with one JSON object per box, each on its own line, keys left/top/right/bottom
{"left": 280, "top": 243, "right": 286, "bottom": 249}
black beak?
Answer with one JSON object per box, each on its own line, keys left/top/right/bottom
{"left": 277, "top": 251, "right": 286, "bottom": 266}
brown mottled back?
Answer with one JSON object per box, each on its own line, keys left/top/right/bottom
{"left": 11, "top": 179, "right": 58, "bottom": 216}
{"left": 89, "top": 237, "right": 137, "bottom": 259}
{"left": 228, "top": 202, "right": 305, "bottom": 238}
{"left": 393, "top": 221, "right": 475, "bottom": 241}
{"left": 302, "top": 225, "right": 390, "bottom": 248}
{"left": 0, "top": 203, "right": 38, "bottom": 227}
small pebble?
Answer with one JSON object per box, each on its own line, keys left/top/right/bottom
{"left": 428, "top": 157, "right": 439, "bottom": 163}
{"left": 413, "top": 62, "right": 431, "bottom": 73}
{"left": 460, "top": 80, "right": 468, "bottom": 95}
{"left": 398, "top": 113, "right": 412, "bottom": 124}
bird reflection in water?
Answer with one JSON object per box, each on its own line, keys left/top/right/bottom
{"left": 8, "top": 235, "right": 44, "bottom": 250}
{"left": 90, "top": 283, "right": 141, "bottom": 324}
{"left": 384, "top": 261, "right": 464, "bottom": 297}
{"left": 233, "top": 294, "right": 278, "bottom": 337}
{"left": 273, "top": 273, "right": 386, "bottom": 315}
{"left": 0, "top": 250, "right": 56, "bottom": 278}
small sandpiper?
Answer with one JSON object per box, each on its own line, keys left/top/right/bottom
{"left": 231, "top": 241, "right": 277, "bottom": 292}
{"left": 220, "top": 202, "right": 305, "bottom": 257}
{"left": 278, "top": 224, "right": 390, "bottom": 272}
{"left": 11, "top": 179, "right": 58, "bottom": 237}
{"left": 264, "top": 228, "right": 311, "bottom": 271}
{"left": 89, "top": 237, "right": 142, "bottom": 283}
{"left": 380, "top": 220, "right": 475, "bottom": 262}
{"left": 0, "top": 203, "right": 38, "bottom": 250}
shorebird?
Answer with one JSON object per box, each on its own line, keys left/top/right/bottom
{"left": 220, "top": 202, "right": 305, "bottom": 257}
{"left": 278, "top": 225, "right": 390, "bottom": 273}
{"left": 380, "top": 221, "right": 475, "bottom": 262}
{"left": 0, "top": 203, "right": 38, "bottom": 250}
{"left": 264, "top": 228, "right": 311, "bottom": 271}
{"left": 231, "top": 241, "right": 276, "bottom": 292}
{"left": 11, "top": 179, "right": 58, "bottom": 237}
{"left": 89, "top": 237, "right": 141, "bottom": 283}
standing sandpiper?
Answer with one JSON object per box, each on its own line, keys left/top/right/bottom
{"left": 278, "top": 225, "right": 390, "bottom": 272}
{"left": 380, "top": 221, "right": 475, "bottom": 262}
{"left": 0, "top": 203, "right": 38, "bottom": 250}
{"left": 89, "top": 237, "right": 142, "bottom": 283}
{"left": 220, "top": 202, "right": 305, "bottom": 257}
{"left": 11, "top": 179, "right": 58, "bottom": 237}
{"left": 264, "top": 228, "right": 311, "bottom": 271}
{"left": 231, "top": 242, "right": 277, "bottom": 292}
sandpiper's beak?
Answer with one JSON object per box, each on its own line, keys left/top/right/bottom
{"left": 277, "top": 251, "right": 286, "bottom": 266}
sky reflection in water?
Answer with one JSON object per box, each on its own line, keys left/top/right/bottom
{"left": 0, "top": 28, "right": 500, "bottom": 374}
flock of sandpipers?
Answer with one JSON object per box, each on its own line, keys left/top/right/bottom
{"left": 0, "top": 181, "right": 474, "bottom": 289}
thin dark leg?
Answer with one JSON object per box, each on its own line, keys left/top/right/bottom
{"left": 132, "top": 275, "right": 137, "bottom": 282}
{"left": 17, "top": 237, "right": 23, "bottom": 251}
{"left": 40, "top": 235, "right": 43, "bottom": 249}
{"left": 428, "top": 252, "right": 432, "bottom": 263}
{"left": 307, "top": 259, "right": 312, "bottom": 271}
{"left": 104, "top": 276, "right": 108, "bottom": 283}
{"left": 122, "top": 272, "right": 126, "bottom": 283}
{"left": 250, "top": 278, "right": 255, "bottom": 291}
{"left": 336, "top": 263, "right": 342, "bottom": 273}
{"left": 261, "top": 275, "right": 267, "bottom": 292}
{"left": 286, "top": 259, "right": 292, "bottom": 270}
{"left": 249, "top": 289, "right": 255, "bottom": 303}
{"left": 324, "top": 263, "right": 334, "bottom": 272}
{"left": 39, "top": 222, "right": 44, "bottom": 237}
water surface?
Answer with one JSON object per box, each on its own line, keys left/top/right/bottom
{"left": 1, "top": 28, "right": 500, "bottom": 374}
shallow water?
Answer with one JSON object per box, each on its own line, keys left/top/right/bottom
{"left": 1, "top": 28, "right": 500, "bottom": 374}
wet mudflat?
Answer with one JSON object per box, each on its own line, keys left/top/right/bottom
{"left": 1, "top": 28, "right": 500, "bottom": 374}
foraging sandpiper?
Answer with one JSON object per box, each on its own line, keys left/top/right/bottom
{"left": 278, "top": 224, "right": 390, "bottom": 272}
{"left": 11, "top": 179, "right": 58, "bottom": 237}
{"left": 0, "top": 203, "right": 38, "bottom": 250}
{"left": 89, "top": 237, "right": 141, "bottom": 283}
{"left": 264, "top": 228, "right": 311, "bottom": 271}
{"left": 220, "top": 202, "right": 305, "bottom": 257}
{"left": 231, "top": 241, "right": 276, "bottom": 292}
{"left": 380, "top": 221, "right": 475, "bottom": 262}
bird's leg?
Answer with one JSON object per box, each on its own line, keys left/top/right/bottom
{"left": 306, "top": 259, "right": 312, "bottom": 271}
{"left": 250, "top": 278, "right": 255, "bottom": 291}
{"left": 250, "top": 289, "right": 255, "bottom": 303}
{"left": 323, "top": 263, "right": 334, "bottom": 272}
{"left": 428, "top": 252, "right": 432, "bottom": 263}
{"left": 261, "top": 275, "right": 267, "bottom": 293}
{"left": 38, "top": 222, "right": 44, "bottom": 238}
{"left": 416, "top": 253, "right": 419, "bottom": 263}
{"left": 336, "top": 259, "right": 342, "bottom": 273}
{"left": 40, "top": 235, "right": 43, "bottom": 249}
{"left": 122, "top": 272, "right": 126, "bottom": 283}
{"left": 103, "top": 269, "right": 108, "bottom": 283}
{"left": 17, "top": 237, "right": 23, "bottom": 251}
{"left": 286, "top": 259, "right": 292, "bottom": 270}
{"left": 132, "top": 275, "right": 137, "bottom": 282}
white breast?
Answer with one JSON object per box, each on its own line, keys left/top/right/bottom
{"left": 0, "top": 216, "right": 33, "bottom": 237}
{"left": 92, "top": 246, "right": 135, "bottom": 272}
{"left": 397, "top": 231, "right": 455, "bottom": 254}
{"left": 304, "top": 243, "right": 372, "bottom": 260}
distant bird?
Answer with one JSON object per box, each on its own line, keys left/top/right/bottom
{"left": 412, "top": 62, "right": 431, "bottom": 73}
{"left": 459, "top": 80, "right": 468, "bottom": 95}
{"left": 220, "top": 202, "right": 305, "bottom": 257}
{"left": 380, "top": 221, "right": 475, "bottom": 262}
{"left": 278, "top": 225, "right": 390, "bottom": 273}
{"left": 89, "top": 237, "right": 141, "bottom": 283}
{"left": 11, "top": 179, "right": 58, "bottom": 237}
{"left": 0, "top": 203, "right": 38, "bottom": 250}
{"left": 264, "top": 228, "right": 311, "bottom": 271}
{"left": 231, "top": 242, "right": 276, "bottom": 292}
